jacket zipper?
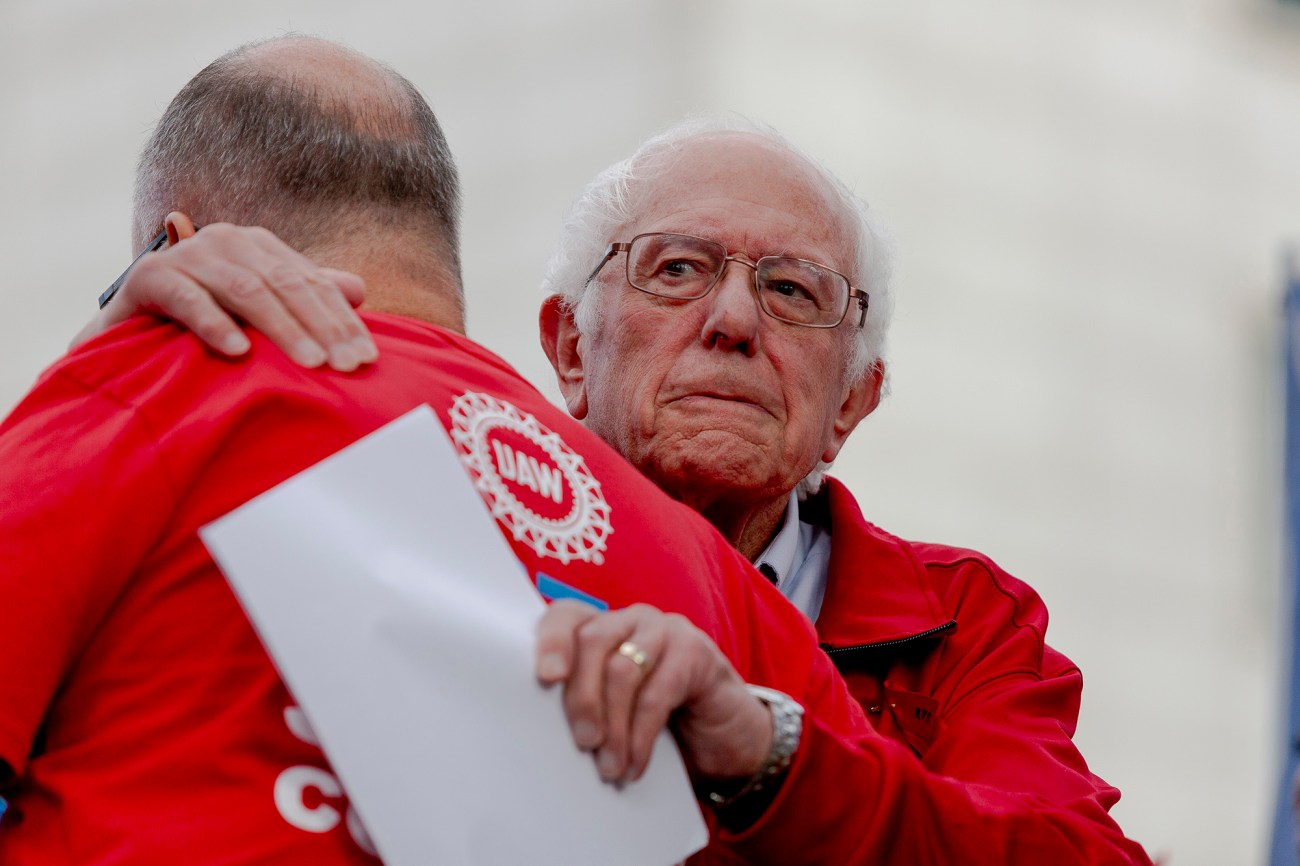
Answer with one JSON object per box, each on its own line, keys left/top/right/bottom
{"left": 820, "top": 619, "right": 957, "bottom": 655}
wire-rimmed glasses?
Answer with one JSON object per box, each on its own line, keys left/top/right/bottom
{"left": 586, "top": 232, "right": 868, "bottom": 328}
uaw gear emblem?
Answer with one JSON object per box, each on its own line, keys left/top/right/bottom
{"left": 449, "top": 391, "right": 612, "bottom": 565}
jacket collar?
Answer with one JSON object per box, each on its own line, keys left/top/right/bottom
{"left": 807, "top": 477, "right": 953, "bottom": 650}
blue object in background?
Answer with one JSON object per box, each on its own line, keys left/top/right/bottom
{"left": 1272, "top": 255, "right": 1300, "bottom": 866}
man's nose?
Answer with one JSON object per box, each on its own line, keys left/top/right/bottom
{"left": 699, "top": 259, "right": 762, "bottom": 355}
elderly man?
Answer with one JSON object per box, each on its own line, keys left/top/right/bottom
{"left": 1, "top": 37, "right": 890, "bottom": 865}
{"left": 538, "top": 124, "right": 1144, "bottom": 861}
{"left": 79, "top": 107, "right": 1152, "bottom": 866}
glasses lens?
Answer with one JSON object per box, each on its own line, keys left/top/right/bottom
{"left": 628, "top": 234, "right": 726, "bottom": 299}
{"left": 756, "top": 258, "right": 848, "bottom": 326}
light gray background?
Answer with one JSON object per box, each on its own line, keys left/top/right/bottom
{"left": 3, "top": 1, "right": 1299, "bottom": 863}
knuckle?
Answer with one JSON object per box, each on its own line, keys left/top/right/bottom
{"left": 575, "top": 622, "right": 610, "bottom": 654}
{"left": 225, "top": 274, "right": 270, "bottom": 304}
{"left": 545, "top": 599, "right": 586, "bottom": 622}
{"left": 634, "top": 688, "right": 672, "bottom": 720}
{"left": 662, "top": 612, "right": 696, "bottom": 636}
{"left": 128, "top": 253, "right": 165, "bottom": 281}
{"left": 264, "top": 265, "right": 311, "bottom": 295}
{"left": 205, "top": 223, "right": 250, "bottom": 247}
{"left": 604, "top": 657, "right": 640, "bottom": 691}
{"left": 157, "top": 279, "right": 203, "bottom": 310}
{"left": 563, "top": 689, "right": 600, "bottom": 723}
{"left": 301, "top": 269, "right": 335, "bottom": 289}
{"left": 246, "top": 225, "right": 277, "bottom": 243}
{"left": 533, "top": 624, "right": 563, "bottom": 650}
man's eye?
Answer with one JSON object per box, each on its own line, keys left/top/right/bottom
{"left": 767, "top": 280, "right": 815, "bottom": 301}
{"left": 659, "top": 258, "right": 707, "bottom": 278}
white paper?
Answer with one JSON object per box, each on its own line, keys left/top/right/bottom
{"left": 200, "top": 405, "right": 707, "bottom": 866}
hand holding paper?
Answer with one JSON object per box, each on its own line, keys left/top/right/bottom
{"left": 536, "top": 600, "right": 773, "bottom": 788}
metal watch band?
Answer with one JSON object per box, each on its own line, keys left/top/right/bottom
{"left": 706, "top": 684, "right": 804, "bottom": 808}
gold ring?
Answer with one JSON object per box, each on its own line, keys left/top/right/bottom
{"left": 617, "top": 640, "right": 651, "bottom": 675}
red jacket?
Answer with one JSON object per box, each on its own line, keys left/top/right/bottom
{"left": 720, "top": 478, "right": 1153, "bottom": 865}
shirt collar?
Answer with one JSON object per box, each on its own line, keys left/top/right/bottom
{"left": 755, "top": 489, "right": 803, "bottom": 587}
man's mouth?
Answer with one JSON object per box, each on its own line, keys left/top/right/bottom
{"left": 672, "top": 391, "right": 772, "bottom": 416}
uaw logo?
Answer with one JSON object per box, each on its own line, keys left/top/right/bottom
{"left": 449, "top": 391, "right": 612, "bottom": 565}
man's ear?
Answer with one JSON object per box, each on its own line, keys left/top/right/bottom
{"left": 539, "top": 294, "right": 589, "bottom": 419}
{"left": 821, "top": 359, "right": 885, "bottom": 464}
{"left": 164, "top": 212, "right": 198, "bottom": 246}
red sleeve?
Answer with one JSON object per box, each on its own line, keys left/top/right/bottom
{"left": 717, "top": 683, "right": 1152, "bottom": 865}
{"left": 0, "top": 367, "right": 174, "bottom": 775}
{"left": 714, "top": 566, "right": 1154, "bottom": 865}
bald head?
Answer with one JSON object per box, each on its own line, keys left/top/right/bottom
{"left": 240, "top": 36, "right": 395, "bottom": 99}
{"left": 133, "top": 35, "right": 464, "bottom": 323}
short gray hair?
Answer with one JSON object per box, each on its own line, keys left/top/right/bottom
{"left": 133, "top": 36, "right": 463, "bottom": 300}
{"left": 540, "top": 116, "right": 894, "bottom": 497}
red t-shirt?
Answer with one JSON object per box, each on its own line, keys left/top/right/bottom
{"left": 0, "top": 313, "right": 865, "bottom": 865}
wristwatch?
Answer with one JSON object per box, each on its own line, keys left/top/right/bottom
{"left": 704, "top": 684, "right": 804, "bottom": 808}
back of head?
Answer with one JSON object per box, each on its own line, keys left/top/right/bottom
{"left": 133, "top": 35, "right": 464, "bottom": 317}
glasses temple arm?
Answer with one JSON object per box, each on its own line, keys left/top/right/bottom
{"left": 583, "top": 243, "right": 625, "bottom": 287}
{"left": 99, "top": 230, "right": 169, "bottom": 309}
{"left": 852, "top": 289, "right": 869, "bottom": 328}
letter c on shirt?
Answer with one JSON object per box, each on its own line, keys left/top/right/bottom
{"left": 275, "top": 765, "right": 343, "bottom": 833}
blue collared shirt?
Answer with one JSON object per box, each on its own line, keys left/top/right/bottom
{"left": 755, "top": 490, "right": 833, "bottom": 623}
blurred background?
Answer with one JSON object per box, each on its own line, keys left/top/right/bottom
{"left": 3, "top": 1, "right": 1299, "bottom": 862}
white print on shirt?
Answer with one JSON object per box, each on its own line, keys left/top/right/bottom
{"left": 449, "top": 391, "right": 612, "bottom": 565}
{"left": 275, "top": 705, "right": 378, "bottom": 856}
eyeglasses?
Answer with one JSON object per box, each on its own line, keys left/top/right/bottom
{"left": 99, "top": 230, "right": 169, "bottom": 309}
{"left": 586, "top": 232, "right": 868, "bottom": 328}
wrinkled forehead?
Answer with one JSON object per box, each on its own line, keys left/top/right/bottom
{"left": 625, "top": 132, "right": 857, "bottom": 269}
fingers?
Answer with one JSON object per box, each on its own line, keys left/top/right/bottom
{"left": 154, "top": 274, "right": 255, "bottom": 358}
{"left": 537, "top": 601, "right": 657, "bottom": 772}
{"left": 585, "top": 619, "right": 669, "bottom": 783}
{"left": 613, "top": 619, "right": 698, "bottom": 783}
{"left": 109, "top": 224, "right": 375, "bottom": 371}
{"left": 117, "top": 252, "right": 257, "bottom": 357}
{"left": 250, "top": 253, "right": 376, "bottom": 371}
{"left": 536, "top": 602, "right": 720, "bottom": 785}
{"left": 535, "top": 599, "right": 600, "bottom": 684}
{"left": 195, "top": 226, "right": 374, "bottom": 370}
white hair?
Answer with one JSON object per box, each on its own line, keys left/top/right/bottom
{"left": 541, "top": 115, "right": 895, "bottom": 497}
